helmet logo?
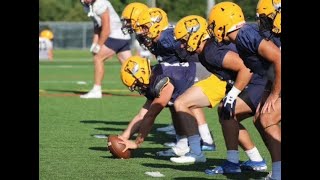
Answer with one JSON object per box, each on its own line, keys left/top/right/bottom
{"left": 131, "top": 63, "right": 139, "bottom": 75}
{"left": 151, "top": 15, "right": 162, "bottom": 23}
{"left": 150, "top": 10, "right": 163, "bottom": 23}
{"left": 185, "top": 18, "right": 201, "bottom": 33}
{"left": 187, "top": 23, "right": 200, "bottom": 33}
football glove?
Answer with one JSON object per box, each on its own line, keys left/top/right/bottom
{"left": 221, "top": 86, "right": 241, "bottom": 120}
{"left": 90, "top": 43, "right": 101, "bottom": 54}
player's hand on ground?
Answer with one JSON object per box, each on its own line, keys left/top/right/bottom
{"left": 261, "top": 93, "right": 279, "bottom": 114}
{"left": 118, "top": 136, "right": 139, "bottom": 152}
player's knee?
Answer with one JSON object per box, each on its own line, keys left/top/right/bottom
{"left": 174, "top": 98, "right": 184, "bottom": 111}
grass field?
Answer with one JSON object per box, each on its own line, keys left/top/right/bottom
{"left": 39, "top": 50, "right": 271, "bottom": 180}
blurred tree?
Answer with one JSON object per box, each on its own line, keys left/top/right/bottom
{"left": 39, "top": 0, "right": 257, "bottom": 22}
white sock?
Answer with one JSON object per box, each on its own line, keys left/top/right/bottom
{"left": 92, "top": 85, "right": 101, "bottom": 92}
{"left": 175, "top": 136, "right": 188, "bottom": 149}
{"left": 227, "top": 150, "right": 239, "bottom": 164}
{"left": 198, "top": 124, "right": 213, "bottom": 144}
{"left": 245, "top": 147, "right": 263, "bottom": 162}
{"left": 271, "top": 161, "right": 281, "bottom": 179}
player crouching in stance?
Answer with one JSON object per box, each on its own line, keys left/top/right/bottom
{"left": 118, "top": 56, "right": 206, "bottom": 163}
{"left": 173, "top": 15, "right": 268, "bottom": 172}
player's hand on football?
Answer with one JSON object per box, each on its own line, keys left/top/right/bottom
{"left": 118, "top": 136, "right": 139, "bottom": 152}
{"left": 261, "top": 92, "right": 279, "bottom": 114}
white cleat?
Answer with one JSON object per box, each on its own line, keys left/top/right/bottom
{"left": 163, "top": 142, "right": 176, "bottom": 148}
{"left": 80, "top": 90, "right": 102, "bottom": 99}
{"left": 156, "top": 146, "right": 189, "bottom": 157}
{"left": 170, "top": 152, "right": 206, "bottom": 163}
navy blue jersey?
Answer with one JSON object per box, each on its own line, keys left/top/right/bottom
{"left": 151, "top": 27, "right": 199, "bottom": 63}
{"left": 144, "top": 61, "right": 196, "bottom": 103}
{"left": 198, "top": 38, "right": 268, "bottom": 87}
{"left": 198, "top": 38, "right": 237, "bottom": 82}
{"left": 236, "top": 23, "right": 281, "bottom": 76}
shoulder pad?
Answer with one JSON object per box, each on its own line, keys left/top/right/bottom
{"left": 152, "top": 77, "right": 170, "bottom": 98}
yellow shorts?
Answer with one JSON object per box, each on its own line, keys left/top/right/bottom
{"left": 193, "top": 74, "right": 227, "bottom": 108}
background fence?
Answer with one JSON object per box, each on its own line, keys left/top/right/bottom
{"left": 39, "top": 21, "right": 95, "bottom": 50}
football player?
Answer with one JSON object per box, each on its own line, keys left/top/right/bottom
{"left": 80, "top": 0, "right": 132, "bottom": 99}
{"left": 118, "top": 56, "right": 207, "bottom": 163}
{"left": 206, "top": 2, "right": 281, "bottom": 179}
{"left": 173, "top": 15, "right": 268, "bottom": 170}
{"left": 39, "top": 30, "right": 54, "bottom": 61}
{"left": 120, "top": 3, "right": 154, "bottom": 67}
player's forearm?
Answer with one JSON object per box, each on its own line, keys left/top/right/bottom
{"left": 233, "top": 68, "right": 252, "bottom": 91}
{"left": 121, "top": 110, "right": 147, "bottom": 139}
{"left": 97, "top": 25, "right": 110, "bottom": 46}
{"left": 92, "top": 27, "right": 100, "bottom": 43}
{"left": 135, "top": 104, "right": 164, "bottom": 146}
{"left": 272, "top": 60, "right": 281, "bottom": 96}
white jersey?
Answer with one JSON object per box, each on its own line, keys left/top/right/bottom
{"left": 39, "top": 37, "right": 53, "bottom": 60}
{"left": 83, "top": 0, "right": 130, "bottom": 40}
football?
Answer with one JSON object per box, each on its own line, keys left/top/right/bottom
{"left": 107, "top": 135, "right": 132, "bottom": 159}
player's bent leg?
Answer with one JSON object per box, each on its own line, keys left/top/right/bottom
{"left": 191, "top": 108, "right": 216, "bottom": 151}
{"left": 80, "top": 46, "right": 115, "bottom": 99}
{"left": 116, "top": 50, "right": 132, "bottom": 64}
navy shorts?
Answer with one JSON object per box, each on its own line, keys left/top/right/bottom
{"left": 105, "top": 37, "right": 131, "bottom": 53}
{"left": 239, "top": 83, "right": 265, "bottom": 114}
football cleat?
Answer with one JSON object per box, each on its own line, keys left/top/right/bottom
{"left": 240, "top": 159, "right": 267, "bottom": 172}
{"left": 205, "top": 161, "right": 241, "bottom": 175}
{"left": 170, "top": 152, "right": 206, "bottom": 163}
{"left": 201, "top": 142, "right": 216, "bottom": 151}
{"left": 80, "top": 90, "right": 102, "bottom": 99}
{"left": 156, "top": 146, "right": 189, "bottom": 157}
{"left": 163, "top": 142, "right": 176, "bottom": 148}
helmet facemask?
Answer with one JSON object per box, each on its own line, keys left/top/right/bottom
{"left": 121, "top": 18, "right": 134, "bottom": 35}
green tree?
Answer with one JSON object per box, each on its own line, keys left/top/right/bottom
{"left": 39, "top": 0, "right": 257, "bottom": 22}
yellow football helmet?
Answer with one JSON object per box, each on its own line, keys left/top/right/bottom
{"left": 174, "top": 15, "right": 210, "bottom": 52}
{"left": 256, "top": 0, "right": 281, "bottom": 34}
{"left": 40, "top": 30, "right": 54, "bottom": 40}
{"left": 120, "top": 56, "right": 151, "bottom": 93}
{"left": 121, "top": 2, "right": 148, "bottom": 35}
{"left": 208, "top": 2, "right": 245, "bottom": 42}
{"left": 136, "top": 7, "right": 169, "bottom": 39}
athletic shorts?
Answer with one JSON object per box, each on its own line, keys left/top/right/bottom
{"left": 105, "top": 37, "right": 131, "bottom": 53}
{"left": 238, "top": 82, "right": 265, "bottom": 114}
{"left": 193, "top": 74, "right": 227, "bottom": 108}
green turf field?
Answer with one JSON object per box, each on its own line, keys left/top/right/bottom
{"left": 39, "top": 50, "right": 271, "bottom": 179}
